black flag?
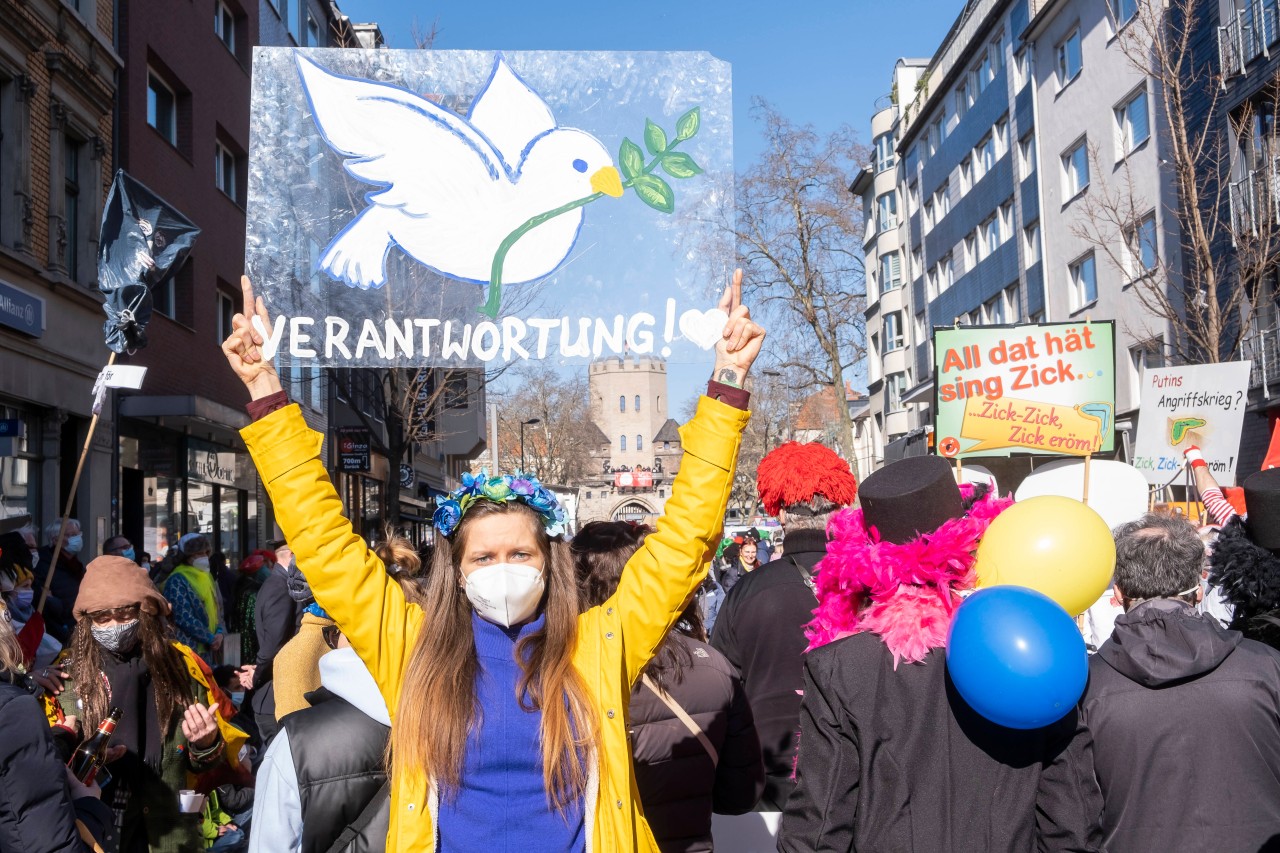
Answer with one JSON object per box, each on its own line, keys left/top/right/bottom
{"left": 96, "top": 170, "right": 200, "bottom": 353}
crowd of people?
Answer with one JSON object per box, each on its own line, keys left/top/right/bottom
{"left": 1, "top": 271, "right": 1279, "bottom": 853}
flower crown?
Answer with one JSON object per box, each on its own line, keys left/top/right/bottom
{"left": 433, "top": 471, "right": 568, "bottom": 539}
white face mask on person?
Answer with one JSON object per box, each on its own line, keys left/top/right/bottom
{"left": 463, "top": 563, "right": 546, "bottom": 628}
{"left": 65, "top": 535, "right": 84, "bottom": 555}
{"left": 91, "top": 619, "right": 141, "bottom": 654}
{"left": 191, "top": 556, "right": 211, "bottom": 570}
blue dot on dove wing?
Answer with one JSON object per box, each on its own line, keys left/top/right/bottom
{"left": 572, "top": 159, "right": 588, "bottom": 173}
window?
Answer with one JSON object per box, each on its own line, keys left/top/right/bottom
{"left": 636, "top": 434, "right": 643, "bottom": 451}
{"left": 912, "top": 248, "right": 923, "bottom": 278}
{"left": 1056, "top": 29, "right": 1082, "bottom": 86}
{"left": 1025, "top": 221, "right": 1041, "bottom": 264}
{"left": 620, "top": 435, "right": 627, "bottom": 452}
{"left": 874, "top": 132, "right": 896, "bottom": 172}
{"left": 1069, "top": 253, "right": 1098, "bottom": 310}
{"left": 1130, "top": 338, "right": 1165, "bottom": 374}
{"left": 986, "top": 292, "right": 1007, "bottom": 325}
{"left": 887, "top": 373, "right": 909, "bottom": 412}
{"left": 1124, "top": 212, "right": 1158, "bottom": 277}
{"left": 880, "top": 251, "right": 902, "bottom": 291}
{"left": 977, "top": 52, "right": 993, "bottom": 92}
{"left": 960, "top": 156, "right": 973, "bottom": 193}
{"left": 1005, "top": 284, "right": 1022, "bottom": 322}
{"left": 1019, "top": 133, "right": 1037, "bottom": 177}
{"left": 1014, "top": 48, "right": 1029, "bottom": 90}
{"left": 214, "top": 2, "right": 235, "bottom": 54}
{"left": 619, "top": 395, "right": 626, "bottom": 412}
{"left": 977, "top": 134, "right": 996, "bottom": 174}
{"left": 998, "top": 200, "right": 1013, "bottom": 241}
{"left": 306, "top": 11, "right": 321, "bottom": 46}
{"left": 937, "top": 182, "right": 951, "bottom": 216}
{"left": 1113, "top": 0, "right": 1139, "bottom": 26}
{"left": 994, "top": 118, "right": 1009, "bottom": 157}
{"left": 927, "top": 123, "right": 939, "bottom": 158}
{"left": 63, "top": 136, "right": 83, "bottom": 281}
{"left": 990, "top": 34, "right": 1004, "bottom": 78}
{"left": 217, "top": 291, "right": 235, "bottom": 342}
{"left": 635, "top": 394, "right": 641, "bottom": 412}
{"left": 915, "top": 312, "right": 928, "bottom": 349}
{"left": 927, "top": 266, "right": 939, "bottom": 298}
{"left": 445, "top": 373, "right": 470, "bottom": 408}
{"left": 153, "top": 276, "right": 175, "bottom": 318}
{"left": 215, "top": 141, "right": 237, "bottom": 202}
{"left": 884, "top": 312, "right": 904, "bottom": 351}
{"left": 963, "top": 231, "right": 978, "bottom": 268}
{"left": 983, "top": 216, "right": 1000, "bottom": 256}
{"left": 941, "top": 253, "right": 954, "bottom": 291}
{"left": 955, "top": 85, "right": 968, "bottom": 122}
{"left": 148, "top": 73, "right": 177, "bottom": 145}
{"left": 1115, "top": 88, "right": 1150, "bottom": 154}
{"left": 907, "top": 182, "right": 919, "bottom": 213}
{"left": 287, "top": 0, "right": 302, "bottom": 43}
{"left": 877, "top": 192, "right": 898, "bottom": 231}
{"left": 1063, "top": 138, "right": 1090, "bottom": 198}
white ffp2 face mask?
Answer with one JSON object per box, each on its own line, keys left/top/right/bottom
{"left": 463, "top": 563, "right": 546, "bottom": 628}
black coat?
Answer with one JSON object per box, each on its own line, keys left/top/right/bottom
{"left": 779, "top": 633, "right": 1103, "bottom": 853}
{"left": 1083, "top": 599, "right": 1280, "bottom": 853}
{"left": 711, "top": 528, "right": 824, "bottom": 810}
{"left": 0, "top": 679, "right": 115, "bottom": 853}
{"left": 251, "top": 565, "right": 298, "bottom": 741}
{"left": 627, "top": 634, "right": 764, "bottom": 853}
{"left": 34, "top": 550, "right": 86, "bottom": 643}
{"left": 284, "top": 686, "right": 390, "bottom": 853}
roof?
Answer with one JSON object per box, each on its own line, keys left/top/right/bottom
{"left": 585, "top": 422, "right": 610, "bottom": 446}
{"left": 654, "top": 419, "right": 682, "bottom": 443}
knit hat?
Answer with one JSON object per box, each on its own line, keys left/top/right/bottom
{"left": 74, "top": 555, "right": 170, "bottom": 618}
{"left": 807, "top": 456, "right": 1012, "bottom": 665}
{"left": 756, "top": 442, "right": 858, "bottom": 518}
{"left": 238, "top": 548, "right": 277, "bottom": 574}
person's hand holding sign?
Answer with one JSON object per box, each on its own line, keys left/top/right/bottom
{"left": 222, "top": 276, "right": 283, "bottom": 402}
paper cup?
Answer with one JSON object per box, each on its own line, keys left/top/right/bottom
{"left": 178, "top": 790, "right": 205, "bottom": 813}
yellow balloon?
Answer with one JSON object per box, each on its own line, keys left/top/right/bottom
{"left": 974, "top": 495, "right": 1116, "bottom": 617}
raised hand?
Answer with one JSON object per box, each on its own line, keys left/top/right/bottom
{"left": 712, "top": 269, "right": 765, "bottom": 388}
{"left": 181, "top": 703, "right": 220, "bottom": 750}
{"left": 220, "top": 275, "right": 283, "bottom": 401}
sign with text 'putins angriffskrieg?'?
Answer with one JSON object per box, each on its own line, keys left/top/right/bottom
{"left": 246, "top": 48, "right": 733, "bottom": 369}
{"left": 1131, "top": 361, "right": 1251, "bottom": 486}
{"left": 933, "top": 322, "right": 1116, "bottom": 459}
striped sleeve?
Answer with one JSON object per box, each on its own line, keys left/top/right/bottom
{"left": 1201, "top": 486, "right": 1238, "bottom": 525}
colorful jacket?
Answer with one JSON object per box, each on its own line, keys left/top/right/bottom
{"left": 241, "top": 397, "right": 747, "bottom": 852}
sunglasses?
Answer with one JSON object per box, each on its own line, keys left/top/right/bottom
{"left": 86, "top": 604, "right": 142, "bottom": 625}
{"left": 321, "top": 625, "right": 342, "bottom": 650}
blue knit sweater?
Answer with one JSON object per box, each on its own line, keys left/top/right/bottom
{"left": 436, "top": 611, "right": 586, "bottom": 852}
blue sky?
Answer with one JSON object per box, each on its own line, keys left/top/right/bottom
{"left": 327, "top": 0, "right": 959, "bottom": 406}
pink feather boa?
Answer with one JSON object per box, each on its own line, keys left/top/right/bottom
{"left": 805, "top": 485, "right": 1013, "bottom": 665}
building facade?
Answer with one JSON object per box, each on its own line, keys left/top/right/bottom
{"left": 574, "top": 356, "right": 683, "bottom": 525}
{"left": 0, "top": 0, "right": 119, "bottom": 552}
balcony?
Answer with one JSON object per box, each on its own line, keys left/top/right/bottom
{"left": 1229, "top": 165, "right": 1280, "bottom": 235}
{"left": 1219, "top": 0, "right": 1279, "bottom": 79}
{"left": 1244, "top": 324, "right": 1280, "bottom": 396}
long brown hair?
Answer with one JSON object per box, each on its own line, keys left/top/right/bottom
{"left": 572, "top": 521, "right": 706, "bottom": 692}
{"left": 390, "top": 501, "right": 597, "bottom": 811}
{"left": 69, "top": 608, "right": 193, "bottom": 736}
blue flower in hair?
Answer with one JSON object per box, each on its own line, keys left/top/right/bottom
{"left": 433, "top": 498, "right": 464, "bottom": 538}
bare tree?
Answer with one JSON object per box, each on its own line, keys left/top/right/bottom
{"left": 715, "top": 99, "right": 869, "bottom": 459}
{"left": 488, "top": 364, "right": 600, "bottom": 484}
{"left": 1075, "top": 0, "right": 1280, "bottom": 364}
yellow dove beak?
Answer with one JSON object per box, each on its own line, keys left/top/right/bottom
{"left": 590, "top": 166, "right": 624, "bottom": 198}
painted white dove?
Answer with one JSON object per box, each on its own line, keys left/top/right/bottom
{"left": 296, "top": 53, "right": 624, "bottom": 297}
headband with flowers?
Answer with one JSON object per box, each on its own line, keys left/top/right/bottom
{"left": 433, "top": 471, "right": 568, "bottom": 539}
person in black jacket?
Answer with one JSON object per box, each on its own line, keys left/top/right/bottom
{"left": 711, "top": 441, "right": 858, "bottom": 813}
{"left": 0, "top": 598, "right": 116, "bottom": 853}
{"left": 573, "top": 521, "right": 764, "bottom": 853}
{"left": 1080, "top": 512, "right": 1280, "bottom": 853}
{"left": 235, "top": 541, "right": 300, "bottom": 745}
{"left": 780, "top": 455, "right": 1102, "bottom": 852}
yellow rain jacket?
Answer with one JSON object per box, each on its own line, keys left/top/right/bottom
{"left": 241, "top": 395, "right": 748, "bottom": 852}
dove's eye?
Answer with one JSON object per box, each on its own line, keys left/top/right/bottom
{"left": 572, "top": 159, "right": 588, "bottom": 173}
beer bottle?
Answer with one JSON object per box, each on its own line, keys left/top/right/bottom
{"left": 69, "top": 707, "right": 122, "bottom": 785}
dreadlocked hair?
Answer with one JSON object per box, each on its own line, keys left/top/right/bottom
{"left": 571, "top": 520, "right": 706, "bottom": 691}
{"left": 69, "top": 608, "right": 193, "bottom": 737}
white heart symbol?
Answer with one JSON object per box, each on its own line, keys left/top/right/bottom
{"left": 679, "top": 308, "right": 729, "bottom": 350}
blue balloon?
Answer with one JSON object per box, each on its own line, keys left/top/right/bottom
{"left": 946, "top": 586, "right": 1088, "bottom": 729}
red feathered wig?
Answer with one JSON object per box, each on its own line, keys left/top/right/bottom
{"left": 756, "top": 442, "right": 858, "bottom": 517}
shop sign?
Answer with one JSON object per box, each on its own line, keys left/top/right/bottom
{"left": 188, "top": 444, "right": 239, "bottom": 487}
{"left": 338, "top": 427, "right": 371, "bottom": 472}
{"left": 399, "top": 464, "right": 415, "bottom": 489}
{"left": 0, "top": 279, "right": 44, "bottom": 338}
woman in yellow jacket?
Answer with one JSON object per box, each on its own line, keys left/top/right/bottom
{"left": 222, "top": 275, "right": 763, "bottom": 852}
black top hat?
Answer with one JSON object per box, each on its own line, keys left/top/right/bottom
{"left": 859, "top": 455, "right": 964, "bottom": 545}
{"left": 1244, "top": 468, "right": 1280, "bottom": 551}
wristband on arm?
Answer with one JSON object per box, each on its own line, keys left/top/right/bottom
{"left": 1183, "top": 446, "right": 1207, "bottom": 470}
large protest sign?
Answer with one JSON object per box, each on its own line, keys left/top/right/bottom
{"left": 933, "top": 322, "right": 1116, "bottom": 459}
{"left": 1131, "top": 362, "right": 1251, "bottom": 486}
{"left": 245, "top": 48, "right": 733, "bottom": 368}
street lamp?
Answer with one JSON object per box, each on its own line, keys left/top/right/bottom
{"left": 520, "top": 418, "right": 541, "bottom": 473}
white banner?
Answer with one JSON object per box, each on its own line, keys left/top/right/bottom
{"left": 1131, "top": 362, "right": 1251, "bottom": 486}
